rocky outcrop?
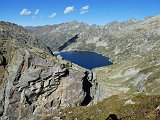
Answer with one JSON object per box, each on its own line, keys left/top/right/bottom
{"left": 0, "top": 23, "right": 97, "bottom": 120}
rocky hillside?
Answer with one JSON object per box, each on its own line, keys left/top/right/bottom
{"left": 0, "top": 21, "right": 47, "bottom": 51}
{"left": 0, "top": 22, "right": 98, "bottom": 120}
{"left": 91, "top": 16, "right": 160, "bottom": 103}
{"left": 93, "top": 50, "right": 160, "bottom": 101}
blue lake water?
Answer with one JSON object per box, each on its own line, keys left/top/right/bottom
{"left": 58, "top": 51, "right": 112, "bottom": 70}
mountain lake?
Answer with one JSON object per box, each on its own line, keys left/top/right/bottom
{"left": 56, "top": 51, "right": 112, "bottom": 70}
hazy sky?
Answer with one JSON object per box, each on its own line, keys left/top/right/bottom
{"left": 0, "top": 0, "right": 160, "bottom": 26}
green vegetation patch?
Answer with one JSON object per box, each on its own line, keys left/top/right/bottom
{"left": 54, "top": 94, "right": 160, "bottom": 120}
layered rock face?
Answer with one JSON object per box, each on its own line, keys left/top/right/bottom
{"left": 0, "top": 22, "right": 97, "bottom": 120}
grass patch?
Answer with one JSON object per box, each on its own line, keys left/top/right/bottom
{"left": 54, "top": 94, "right": 160, "bottom": 120}
{"left": 42, "top": 116, "right": 53, "bottom": 120}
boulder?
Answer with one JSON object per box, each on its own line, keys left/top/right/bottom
{"left": 53, "top": 117, "right": 62, "bottom": 120}
{"left": 124, "top": 99, "right": 135, "bottom": 106}
{"left": 156, "top": 105, "right": 160, "bottom": 110}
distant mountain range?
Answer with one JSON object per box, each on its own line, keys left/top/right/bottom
{"left": 25, "top": 16, "right": 160, "bottom": 62}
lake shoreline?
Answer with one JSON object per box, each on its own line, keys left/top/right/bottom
{"left": 54, "top": 50, "right": 113, "bottom": 70}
